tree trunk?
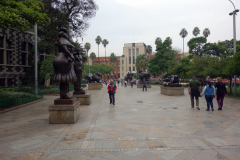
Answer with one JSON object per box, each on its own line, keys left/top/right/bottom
{"left": 98, "top": 44, "right": 99, "bottom": 64}
{"left": 105, "top": 47, "right": 106, "bottom": 63}
{"left": 44, "top": 73, "right": 50, "bottom": 87}
{"left": 183, "top": 38, "right": 184, "bottom": 54}
{"left": 229, "top": 76, "right": 232, "bottom": 94}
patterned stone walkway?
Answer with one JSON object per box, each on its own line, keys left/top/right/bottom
{"left": 0, "top": 85, "right": 240, "bottom": 160}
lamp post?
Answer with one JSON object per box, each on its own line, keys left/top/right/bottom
{"left": 229, "top": 0, "right": 239, "bottom": 95}
{"left": 34, "top": 24, "right": 38, "bottom": 97}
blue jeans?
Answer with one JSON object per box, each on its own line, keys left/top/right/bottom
{"left": 205, "top": 95, "right": 214, "bottom": 109}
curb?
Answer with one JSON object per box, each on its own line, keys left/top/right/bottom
{"left": 0, "top": 98, "right": 46, "bottom": 114}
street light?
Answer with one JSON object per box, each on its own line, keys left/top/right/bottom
{"left": 228, "top": 0, "right": 238, "bottom": 95}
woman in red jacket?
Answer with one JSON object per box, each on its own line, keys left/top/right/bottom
{"left": 107, "top": 80, "right": 117, "bottom": 105}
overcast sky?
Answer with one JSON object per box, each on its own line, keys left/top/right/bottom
{"left": 79, "top": 0, "right": 240, "bottom": 57}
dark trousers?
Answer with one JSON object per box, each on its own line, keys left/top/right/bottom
{"left": 143, "top": 85, "right": 147, "bottom": 91}
{"left": 217, "top": 94, "right": 225, "bottom": 107}
{"left": 205, "top": 95, "right": 214, "bottom": 109}
{"left": 109, "top": 93, "right": 115, "bottom": 104}
{"left": 131, "top": 83, "right": 133, "bottom": 88}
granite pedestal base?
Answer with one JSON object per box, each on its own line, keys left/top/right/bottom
{"left": 49, "top": 98, "right": 80, "bottom": 124}
{"left": 74, "top": 93, "right": 91, "bottom": 105}
{"left": 88, "top": 83, "right": 102, "bottom": 90}
{"left": 161, "top": 86, "right": 184, "bottom": 96}
{"left": 137, "top": 84, "right": 152, "bottom": 88}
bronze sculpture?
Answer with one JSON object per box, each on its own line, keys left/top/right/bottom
{"left": 53, "top": 26, "right": 77, "bottom": 99}
{"left": 85, "top": 72, "right": 102, "bottom": 83}
{"left": 73, "top": 47, "right": 85, "bottom": 93}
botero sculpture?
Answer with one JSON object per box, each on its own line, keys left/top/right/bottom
{"left": 53, "top": 26, "right": 77, "bottom": 99}
{"left": 139, "top": 69, "right": 150, "bottom": 83}
{"left": 85, "top": 72, "right": 102, "bottom": 83}
{"left": 73, "top": 47, "right": 86, "bottom": 93}
{"left": 163, "top": 75, "right": 182, "bottom": 87}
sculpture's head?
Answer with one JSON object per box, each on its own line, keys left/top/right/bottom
{"left": 85, "top": 75, "right": 90, "bottom": 80}
{"left": 58, "top": 26, "right": 68, "bottom": 39}
{"left": 95, "top": 72, "right": 102, "bottom": 77}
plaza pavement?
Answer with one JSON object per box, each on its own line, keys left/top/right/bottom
{"left": 0, "top": 84, "right": 240, "bottom": 160}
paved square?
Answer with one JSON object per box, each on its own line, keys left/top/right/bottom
{"left": 0, "top": 85, "right": 240, "bottom": 159}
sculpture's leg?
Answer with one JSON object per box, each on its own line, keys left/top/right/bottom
{"left": 60, "top": 83, "right": 72, "bottom": 99}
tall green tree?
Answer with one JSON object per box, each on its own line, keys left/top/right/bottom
{"left": 40, "top": 54, "right": 56, "bottom": 86}
{"left": 179, "top": 28, "right": 188, "bottom": 53}
{"left": 148, "top": 37, "right": 175, "bottom": 80}
{"left": 155, "top": 37, "right": 162, "bottom": 46}
{"left": 187, "top": 37, "right": 207, "bottom": 57}
{"left": 203, "top": 28, "right": 211, "bottom": 38}
{"left": 193, "top": 27, "right": 200, "bottom": 37}
{"left": 95, "top": 36, "right": 102, "bottom": 63}
{"left": 90, "top": 52, "right": 96, "bottom": 65}
{"left": 135, "top": 55, "right": 148, "bottom": 71}
{"left": 84, "top": 42, "right": 91, "bottom": 63}
{"left": 102, "top": 39, "right": 109, "bottom": 62}
{"left": 109, "top": 53, "right": 117, "bottom": 77}
{"left": 0, "top": 0, "right": 50, "bottom": 33}
{"left": 146, "top": 45, "right": 152, "bottom": 55}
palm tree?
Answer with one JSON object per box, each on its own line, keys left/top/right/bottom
{"left": 155, "top": 37, "right": 162, "bottom": 46}
{"left": 90, "top": 52, "right": 96, "bottom": 65}
{"left": 193, "top": 27, "right": 200, "bottom": 37}
{"left": 95, "top": 36, "right": 102, "bottom": 64}
{"left": 146, "top": 45, "right": 152, "bottom": 55}
{"left": 102, "top": 39, "right": 109, "bottom": 63}
{"left": 203, "top": 28, "right": 210, "bottom": 38}
{"left": 84, "top": 42, "right": 91, "bottom": 63}
{"left": 179, "top": 28, "right": 188, "bottom": 54}
{"left": 110, "top": 53, "right": 117, "bottom": 78}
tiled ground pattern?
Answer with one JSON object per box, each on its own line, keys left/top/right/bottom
{"left": 0, "top": 85, "right": 240, "bottom": 160}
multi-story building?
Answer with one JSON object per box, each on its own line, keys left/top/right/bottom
{"left": 0, "top": 28, "right": 45, "bottom": 87}
{"left": 89, "top": 42, "right": 148, "bottom": 80}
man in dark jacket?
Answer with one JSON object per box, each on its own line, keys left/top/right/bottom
{"left": 188, "top": 76, "right": 201, "bottom": 110}
{"left": 107, "top": 80, "right": 117, "bottom": 105}
{"left": 143, "top": 80, "right": 147, "bottom": 91}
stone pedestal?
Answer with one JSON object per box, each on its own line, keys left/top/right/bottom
{"left": 161, "top": 86, "right": 184, "bottom": 96}
{"left": 49, "top": 98, "right": 80, "bottom": 124}
{"left": 73, "top": 90, "right": 86, "bottom": 95}
{"left": 137, "top": 84, "right": 152, "bottom": 88}
{"left": 74, "top": 93, "right": 91, "bottom": 105}
{"left": 88, "top": 83, "right": 102, "bottom": 90}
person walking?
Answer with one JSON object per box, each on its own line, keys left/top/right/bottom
{"left": 153, "top": 80, "right": 155, "bottom": 85}
{"left": 113, "top": 80, "right": 116, "bottom": 85}
{"left": 136, "top": 80, "right": 138, "bottom": 85}
{"left": 125, "top": 80, "right": 127, "bottom": 87}
{"left": 215, "top": 77, "right": 228, "bottom": 110}
{"left": 143, "top": 79, "right": 147, "bottom": 91}
{"left": 188, "top": 76, "right": 201, "bottom": 110}
{"left": 131, "top": 80, "right": 134, "bottom": 88}
{"left": 117, "top": 80, "right": 120, "bottom": 86}
{"left": 201, "top": 81, "right": 216, "bottom": 111}
{"left": 107, "top": 80, "right": 117, "bottom": 105}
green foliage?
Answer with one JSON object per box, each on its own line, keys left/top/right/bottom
{"left": 133, "top": 72, "right": 140, "bottom": 79}
{"left": 0, "top": 0, "right": 50, "bottom": 33}
{"left": 169, "top": 57, "right": 190, "bottom": 78}
{"left": 203, "top": 28, "right": 211, "bottom": 38}
{"left": 84, "top": 42, "right": 91, "bottom": 54}
{"left": 146, "top": 45, "right": 152, "bottom": 55}
{"left": 84, "top": 64, "right": 114, "bottom": 75}
{"left": 40, "top": 54, "right": 56, "bottom": 80}
{"left": 187, "top": 36, "right": 207, "bottom": 57}
{"left": 102, "top": 39, "right": 109, "bottom": 47}
{"left": 148, "top": 37, "right": 175, "bottom": 76}
{"left": 136, "top": 54, "right": 148, "bottom": 71}
{"left": 95, "top": 36, "right": 102, "bottom": 45}
{"left": 155, "top": 37, "right": 162, "bottom": 46}
{"left": 110, "top": 53, "right": 117, "bottom": 62}
{"left": 90, "top": 52, "right": 96, "bottom": 59}
{"left": 179, "top": 28, "right": 188, "bottom": 38}
{"left": 193, "top": 27, "right": 200, "bottom": 37}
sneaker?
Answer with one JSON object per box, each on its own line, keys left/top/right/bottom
{"left": 212, "top": 108, "right": 214, "bottom": 111}
{"left": 110, "top": 102, "right": 112, "bottom": 104}
{"left": 113, "top": 103, "right": 115, "bottom": 105}
{"left": 196, "top": 106, "right": 200, "bottom": 110}
{"left": 206, "top": 109, "right": 210, "bottom": 111}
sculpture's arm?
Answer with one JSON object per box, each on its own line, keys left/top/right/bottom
{"left": 61, "top": 45, "right": 74, "bottom": 62}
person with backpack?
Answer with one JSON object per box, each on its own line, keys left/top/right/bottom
{"left": 107, "top": 80, "right": 117, "bottom": 105}
{"left": 215, "top": 77, "right": 228, "bottom": 110}
{"left": 143, "top": 79, "right": 147, "bottom": 91}
{"left": 201, "top": 81, "right": 216, "bottom": 111}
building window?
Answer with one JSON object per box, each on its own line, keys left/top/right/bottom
{"left": 21, "top": 42, "right": 33, "bottom": 66}
{"left": 0, "top": 78, "right": 5, "bottom": 87}
{"left": 118, "top": 67, "right": 120, "bottom": 72}
{"left": 122, "top": 73, "right": 124, "bottom": 76}
{"left": 133, "top": 67, "right": 135, "bottom": 71}
{"left": 7, "top": 78, "right": 12, "bottom": 87}
{"left": 122, "top": 66, "right": 124, "bottom": 70}
{"left": 129, "top": 66, "right": 131, "bottom": 72}
{"left": 6, "top": 51, "right": 12, "bottom": 64}
{"left": 0, "top": 50, "right": 3, "bottom": 64}
{"left": 136, "top": 48, "right": 139, "bottom": 56}
{"left": 118, "top": 73, "right": 120, "bottom": 78}
{"left": 0, "top": 37, "right": 3, "bottom": 48}
{"left": 118, "top": 60, "right": 120, "bottom": 65}
{"left": 22, "top": 53, "right": 27, "bottom": 65}
{"left": 122, "top": 60, "right": 124, "bottom": 64}
{"left": 129, "top": 49, "right": 131, "bottom": 64}
{"left": 133, "top": 57, "right": 135, "bottom": 64}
